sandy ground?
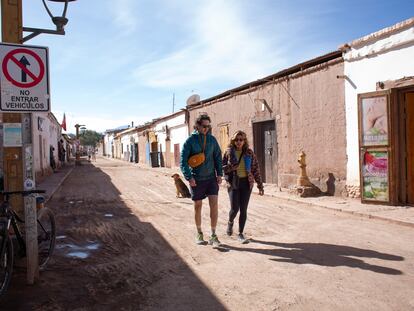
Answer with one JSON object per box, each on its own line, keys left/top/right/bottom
{"left": 2, "top": 158, "right": 414, "bottom": 311}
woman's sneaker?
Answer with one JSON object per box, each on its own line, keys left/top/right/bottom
{"left": 209, "top": 234, "right": 221, "bottom": 248}
{"left": 238, "top": 233, "right": 249, "bottom": 244}
{"left": 195, "top": 232, "right": 206, "bottom": 245}
{"left": 226, "top": 222, "right": 233, "bottom": 236}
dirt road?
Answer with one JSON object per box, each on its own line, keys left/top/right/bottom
{"left": 2, "top": 158, "right": 414, "bottom": 310}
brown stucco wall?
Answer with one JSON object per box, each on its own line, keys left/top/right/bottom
{"left": 138, "top": 131, "right": 147, "bottom": 165}
{"left": 188, "top": 59, "right": 347, "bottom": 195}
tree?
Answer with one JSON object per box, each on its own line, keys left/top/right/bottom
{"left": 79, "top": 130, "right": 102, "bottom": 147}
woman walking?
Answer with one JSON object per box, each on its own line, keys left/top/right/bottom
{"left": 223, "top": 130, "right": 264, "bottom": 244}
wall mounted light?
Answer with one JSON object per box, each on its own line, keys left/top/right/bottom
{"left": 22, "top": 0, "right": 77, "bottom": 42}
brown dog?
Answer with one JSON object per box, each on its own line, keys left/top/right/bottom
{"left": 171, "top": 173, "right": 191, "bottom": 198}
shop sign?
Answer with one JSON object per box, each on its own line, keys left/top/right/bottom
{"left": 362, "top": 150, "right": 389, "bottom": 201}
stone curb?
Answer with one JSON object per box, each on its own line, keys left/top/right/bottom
{"left": 43, "top": 166, "right": 75, "bottom": 204}
{"left": 260, "top": 191, "right": 414, "bottom": 229}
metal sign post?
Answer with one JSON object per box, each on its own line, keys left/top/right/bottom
{"left": 24, "top": 195, "right": 39, "bottom": 283}
{"left": 22, "top": 112, "right": 38, "bottom": 284}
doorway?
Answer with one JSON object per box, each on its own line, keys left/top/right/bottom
{"left": 134, "top": 143, "right": 139, "bottom": 163}
{"left": 253, "top": 120, "right": 277, "bottom": 184}
{"left": 404, "top": 92, "right": 414, "bottom": 205}
{"left": 359, "top": 88, "right": 414, "bottom": 205}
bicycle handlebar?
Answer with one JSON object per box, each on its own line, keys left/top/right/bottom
{"left": 2, "top": 190, "right": 46, "bottom": 196}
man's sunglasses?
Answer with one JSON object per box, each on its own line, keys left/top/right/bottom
{"left": 235, "top": 138, "right": 244, "bottom": 142}
{"left": 200, "top": 125, "right": 211, "bottom": 129}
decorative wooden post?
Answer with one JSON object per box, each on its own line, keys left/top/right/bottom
{"left": 296, "top": 151, "right": 312, "bottom": 187}
{"left": 292, "top": 151, "right": 322, "bottom": 197}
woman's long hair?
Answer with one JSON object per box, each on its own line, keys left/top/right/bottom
{"left": 228, "top": 130, "right": 249, "bottom": 151}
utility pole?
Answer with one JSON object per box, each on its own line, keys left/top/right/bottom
{"left": 1, "top": 0, "right": 39, "bottom": 284}
{"left": 172, "top": 92, "right": 175, "bottom": 113}
{"left": 74, "top": 123, "right": 84, "bottom": 165}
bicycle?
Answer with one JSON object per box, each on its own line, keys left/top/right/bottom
{"left": 0, "top": 190, "right": 56, "bottom": 297}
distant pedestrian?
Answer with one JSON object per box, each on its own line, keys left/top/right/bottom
{"left": 223, "top": 130, "right": 264, "bottom": 244}
{"left": 87, "top": 149, "right": 92, "bottom": 162}
{"left": 58, "top": 139, "right": 66, "bottom": 165}
{"left": 92, "top": 148, "right": 97, "bottom": 161}
{"left": 50, "top": 146, "right": 57, "bottom": 171}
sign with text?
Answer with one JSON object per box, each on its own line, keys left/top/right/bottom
{"left": 362, "top": 150, "right": 389, "bottom": 202}
{"left": 0, "top": 43, "right": 50, "bottom": 112}
{"left": 361, "top": 96, "right": 388, "bottom": 146}
{"left": 3, "top": 123, "right": 22, "bottom": 147}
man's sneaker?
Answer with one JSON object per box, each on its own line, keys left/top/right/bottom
{"left": 226, "top": 222, "right": 233, "bottom": 236}
{"left": 195, "top": 232, "right": 205, "bottom": 245}
{"left": 209, "top": 234, "right": 221, "bottom": 248}
{"left": 238, "top": 233, "right": 249, "bottom": 244}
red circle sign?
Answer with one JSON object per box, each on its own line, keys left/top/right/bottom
{"left": 2, "top": 48, "right": 45, "bottom": 88}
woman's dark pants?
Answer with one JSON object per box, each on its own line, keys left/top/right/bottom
{"left": 228, "top": 178, "right": 251, "bottom": 233}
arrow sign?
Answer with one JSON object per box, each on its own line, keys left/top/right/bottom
{"left": 0, "top": 43, "right": 50, "bottom": 112}
{"left": 2, "top": 48, "right": 45, "bottom": 88}
{"left": 19, "top": 55, "right": 30, "bottom": 82}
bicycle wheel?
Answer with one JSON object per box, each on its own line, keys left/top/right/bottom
{"left": 37, "top": 208, "right": 56, "bottom": 270}
{"left": 0, "top": 235, "right": 13, "bottom": 298}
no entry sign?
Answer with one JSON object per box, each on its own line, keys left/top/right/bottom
{"left": 0, "top": 43, "right": 50, "bottom": 112}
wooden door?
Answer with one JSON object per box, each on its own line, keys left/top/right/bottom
{"left": 406, "top": 92, "right": 414, "bottom": 205}
{"left": 263, "top": 122, "right": 277, "bottom": 184}
{"left": 134, "top": 143, "right": 139, "bottom": 163}
{"left": 253, "top": 121, "right": 277, "bottom": 184}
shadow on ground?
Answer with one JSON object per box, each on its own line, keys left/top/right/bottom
{"left": 225, "top": 239, "right": 404, "bottom": 275}
{"left": 2, "top": 160, "right": 226, "bottom": 311}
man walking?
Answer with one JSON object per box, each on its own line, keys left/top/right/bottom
{"left": 181, "top": 114, "right": 223, "bottom": 247}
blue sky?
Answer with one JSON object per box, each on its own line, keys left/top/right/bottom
{"left": 17, "top": 0, "right": 414, "bottom": 133}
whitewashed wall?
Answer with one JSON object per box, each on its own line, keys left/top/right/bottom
{"left": 344, "top": 20, "right": 414, "bottom": 186}
{"left": 121, "top": 132, "right": 131, "bottom": 161}
{"left": 170, "top": 125, "right": 188, "bottom": 152}
{"left": 104, "top": 132, "right": 115, "bottom": 157}
{"left": 32, "top": 112, "right": 61, "bottom": 180}
{"left": 154, "top": 112, "right": 187, "bottom": 153}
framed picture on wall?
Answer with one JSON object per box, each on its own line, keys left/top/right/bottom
{"left": 360, "top": 96, "right": 388, "bottom": 146}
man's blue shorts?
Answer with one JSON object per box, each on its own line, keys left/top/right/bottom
{"left": 190, "top": 178, "right": 219, "bottom": 201}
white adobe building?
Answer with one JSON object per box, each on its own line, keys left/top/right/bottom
{"left": 342, "top": 17, "right": 414, "bottom": 205}
{"left": 153, "top": 110, "right": 188, "bottom": 168}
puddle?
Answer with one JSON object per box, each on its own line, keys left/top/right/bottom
{"left": 76, "top": 200, "right": 83, "bottom": 204}
{"left": 86, "top": 243, "right": 99, "bottom": 250}
{"left": 67, "top": 252, "right": 89, "bottom": 259}
{"left": 69, "top": 201, "right": 75, "bottom": 204}
{"left": 57, "top": 241, "right": 100, "bottom": 259}
{"left": 56, "top": 243, "right": 77, "bottom": 250}
{"left": 104, "top": 213, "right": 113, "bottom": 218}
{"left": 56, "top": 235, "right": 67, "bottom": 240}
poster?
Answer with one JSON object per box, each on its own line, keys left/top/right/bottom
{"left": 361, "top": 96, "right": 388, "bottom": 146}
{"left": 0, "top": 121, "right": 3, "bottom": 191}
{"left": 362, "top": 150, "right": 389, "bottom": 201}
{"left": 3, "top": 123, "right": 22, "bottom": 147}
